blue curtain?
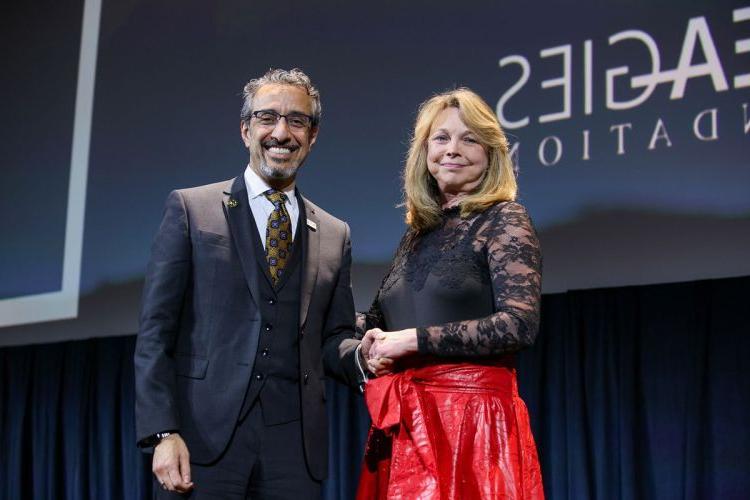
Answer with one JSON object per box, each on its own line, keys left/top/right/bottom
{"left": 2, "top": 276, "right": 748, "bottom": 499}
{"left": 517, "top": 276, "right": 749, "bottom": 499}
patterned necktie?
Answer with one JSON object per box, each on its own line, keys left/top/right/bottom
{"left": 264, "top": 190, "right": 293, "bottom": 284}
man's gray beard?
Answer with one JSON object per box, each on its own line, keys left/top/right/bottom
{"left": 258, "top": 158, "right": 298, "bottom": 180}
{"left": 250, "top": 148, "right": 300, "bottom": 180}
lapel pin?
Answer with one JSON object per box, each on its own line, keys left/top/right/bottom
{"left": 227, "top": 198, "right": 239, "bottom": 208}
{"left": 306, "top": 219, "right": 317, "bottom": 231}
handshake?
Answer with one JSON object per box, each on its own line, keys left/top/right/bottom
{"left": 358, "top": 327, "right": 419, "bottom": 377}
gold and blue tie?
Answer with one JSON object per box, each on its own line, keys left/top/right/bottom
{"left": 264, "top": 190, "right": 292, "bottom": 284}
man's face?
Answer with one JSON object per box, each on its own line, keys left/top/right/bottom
{"left": 241, "top": 84, "right": 318, "bottom": 183}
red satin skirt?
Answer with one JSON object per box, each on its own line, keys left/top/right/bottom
{"left": 356, "top": 359, "right": 544, "bottom": 500}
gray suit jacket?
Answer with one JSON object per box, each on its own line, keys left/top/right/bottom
{"left": 134, "top": 175, "right": 361, "bottom": 480}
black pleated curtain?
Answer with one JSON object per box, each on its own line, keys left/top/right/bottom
{"left": 2, "top": 276, "right": 748, "bottom": 499}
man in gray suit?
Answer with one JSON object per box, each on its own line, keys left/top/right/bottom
{"left": 134, "top": 68, "right": 365, "bottom": 498}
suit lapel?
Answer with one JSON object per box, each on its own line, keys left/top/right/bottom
{"left": 299, "top": 195, "right": 319, "bottom": 328}
{"left": 223, "top": 176, "right": 262, "bottom": 309}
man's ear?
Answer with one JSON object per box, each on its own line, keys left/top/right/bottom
{"left": 309, "top": 125, "right": 319, "bottom": 147}
{"left": 240, "top": 121, "right": 251, "bottom": 147}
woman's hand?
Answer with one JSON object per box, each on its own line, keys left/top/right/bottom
{"left": 365, "top": 328, "right": 419, "bottom": 376}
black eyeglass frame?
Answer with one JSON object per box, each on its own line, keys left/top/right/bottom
{"left": 249, "top": 109, "right": 316, "bottom": 128}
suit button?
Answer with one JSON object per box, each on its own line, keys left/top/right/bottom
{"left": 261, "top": 348, "right": 269, "bottom": 357}
{"left": 300, "top": 327, "right": 305, "bottom": 335}
{"left": 303, "top": 372, "right": 309, "bottom": 384}
{"left": 265, "top": 323, "right": 273, "bottom": 332}
{"left": 268, "top": 298, "right": 276, "bottom": 305}
{"left": 255, "top": 373, "right": 264, "bottom": 381}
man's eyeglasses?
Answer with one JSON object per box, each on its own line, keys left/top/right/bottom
{"left": 250, "top": 110, "right": 314, "bottom": 129}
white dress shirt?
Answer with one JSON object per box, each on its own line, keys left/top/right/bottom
{"left": 243, "top": 165, "right": 299, "bottom": 250}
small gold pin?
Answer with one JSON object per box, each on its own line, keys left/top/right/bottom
{"left": 306, "top": 219, "right": 317, "bottom": 231}
{"left": 227, "top": 198, "right": 239, "bottom": 208}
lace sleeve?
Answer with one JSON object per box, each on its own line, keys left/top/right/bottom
{"left": 416, "top": 202, "right": 542, "bottom": 357}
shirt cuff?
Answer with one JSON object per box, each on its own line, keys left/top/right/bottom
{"left": 354, "top": 344, "right": 368, "bottom": 392}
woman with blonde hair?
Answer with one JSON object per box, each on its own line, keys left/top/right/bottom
{"left": 356, "top": 88, "right": 544, "bottom": 499}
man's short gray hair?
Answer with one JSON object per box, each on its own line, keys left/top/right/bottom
{"left": 240, "top": 68, "right": 321, "bottom": 127}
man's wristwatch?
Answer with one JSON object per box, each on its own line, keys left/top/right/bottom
{"left": 139, "top": 430, "right": 177, "bottom": 448}
{"left": 155, "top": 431, "right": 174, "bottom": 442}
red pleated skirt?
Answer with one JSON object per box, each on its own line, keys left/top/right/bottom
{"left": 356, "top": 359, "right": 544, "bottom": 500}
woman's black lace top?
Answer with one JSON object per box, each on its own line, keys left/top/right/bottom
{"left": 357, "top": 201, "right": 542, "bottom": 358}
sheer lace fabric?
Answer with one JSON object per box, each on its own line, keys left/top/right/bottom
{"left": 357, "top": 201, "right": 541, "bottom": 359}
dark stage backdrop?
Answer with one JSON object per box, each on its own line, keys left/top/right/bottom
{"left": 2, "top": 276, "right": 748, "bottom": 499}
{"left": 2, "top": 0, "right": 750, "bottom": 343}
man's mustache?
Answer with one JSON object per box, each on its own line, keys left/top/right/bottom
{"left": 262, "top": 139, "right": 299, "bottom": 151}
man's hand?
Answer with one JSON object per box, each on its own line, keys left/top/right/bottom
{"left": 367, "top": 355, "right": 395, "bottom": 377}
{"left": 152, "top": 433, "right": 194, "bottom": 493}
{"left": 361, "top": 329, "right": 394, "bottom": 376}
{"left": 360, "top": 329, "right": 377, "bottom": 363}
{"left": 364, "top": 328, "right": 392, "bottom": 376}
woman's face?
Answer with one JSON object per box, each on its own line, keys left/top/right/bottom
{"left": 426, "top": 107, "right": 489, "bottom": 198}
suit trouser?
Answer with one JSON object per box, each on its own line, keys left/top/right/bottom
{"left": 154, "top": 402, "right": 321, "bottom": 499}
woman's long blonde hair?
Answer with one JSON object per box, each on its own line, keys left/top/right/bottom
{"left": 403, "top": 88, "right": 517, "bottom": 232}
